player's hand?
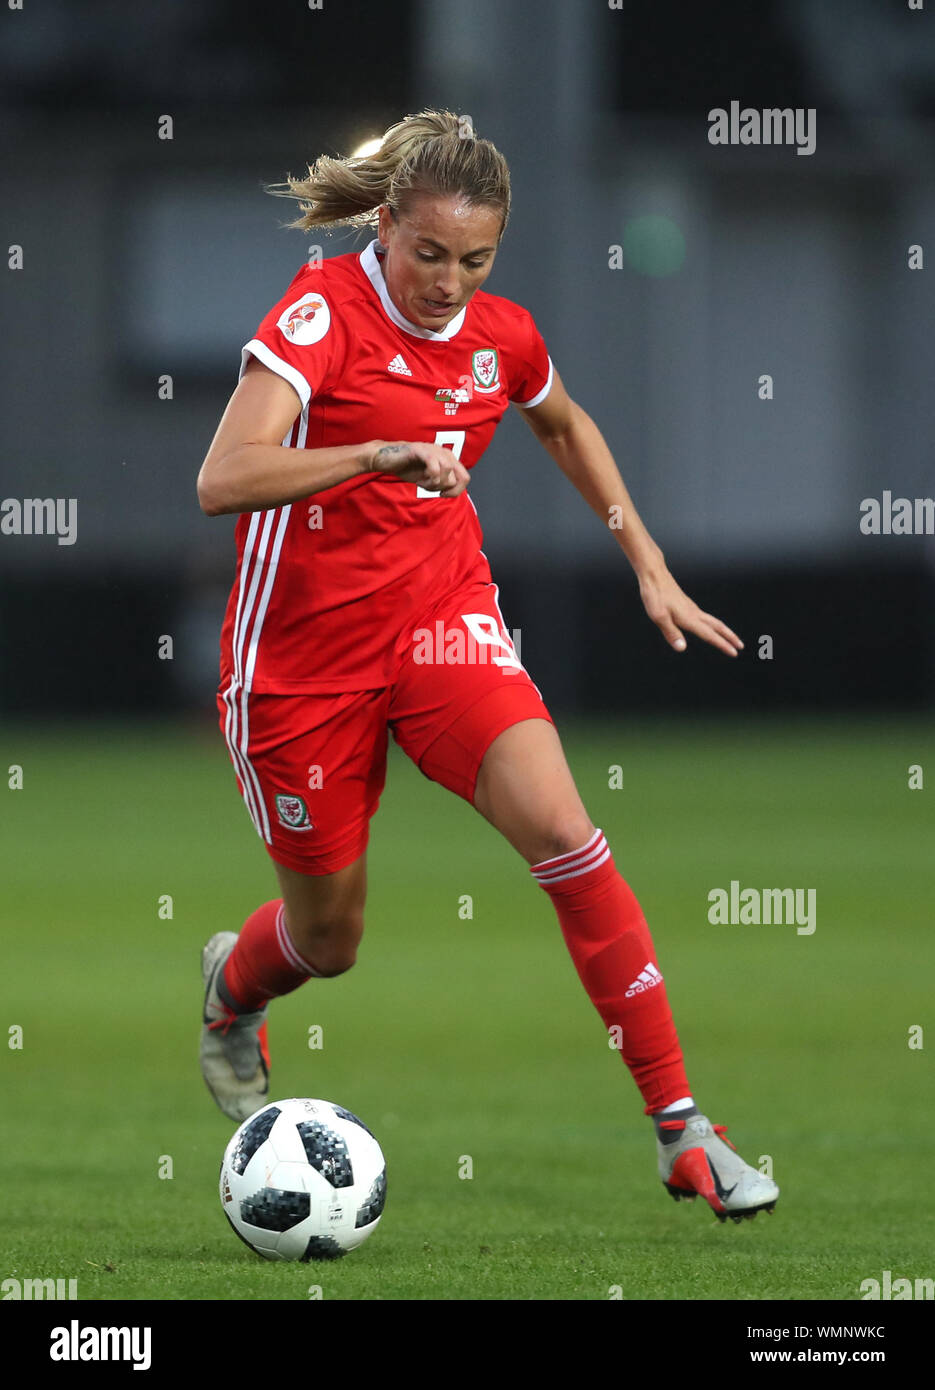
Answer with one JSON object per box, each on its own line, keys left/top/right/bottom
{"left": 638, "top": 565, "right": 743, "bottom": 657}
{"left": 368, "top": 441, "right": 470, "bottom": 497}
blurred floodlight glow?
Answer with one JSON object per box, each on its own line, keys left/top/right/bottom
{"left": 622, "top": 215, "right": 686, "bottom": 277}
{"left": 351, "top": 137, "right": 383, "bottom": 159}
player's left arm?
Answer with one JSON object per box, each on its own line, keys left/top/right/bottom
{"left": 515, "top": 368, "right": 742, "bottom": 657}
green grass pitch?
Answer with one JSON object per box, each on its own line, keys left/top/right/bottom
{"left": 2, "top": 715, "right": 932, "bottom": 1300}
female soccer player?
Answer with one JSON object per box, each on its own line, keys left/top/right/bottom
{"left": 197, "top": 110, "right": 778, "bottom": 1223}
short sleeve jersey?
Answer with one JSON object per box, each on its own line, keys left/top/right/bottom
{"left": 218, "top": 239, "right": 554, "bottom": 695}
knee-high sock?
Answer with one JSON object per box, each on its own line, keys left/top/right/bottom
{"left": 531, "top": 830, "right": 690, "bottom": 1114}
{"left": 221, "top": 899, "right": 321, "bottom": 1012}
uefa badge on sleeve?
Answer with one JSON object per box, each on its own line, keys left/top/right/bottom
{"left": 277, "top": 292, "right": 331, "bottom": 346}
{"left": 275, "top": 793, "right": 313, "bottom": 831}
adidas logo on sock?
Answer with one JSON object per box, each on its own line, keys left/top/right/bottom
{"left": 387, "top": 353, "right": 412, "bottom": 376}
{"left": 625, "top": 962, "right": 663, "bottom": 997}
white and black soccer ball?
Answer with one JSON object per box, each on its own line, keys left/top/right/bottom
{"left": 220, "top": 1098, "right": 387, "bottom": 1261}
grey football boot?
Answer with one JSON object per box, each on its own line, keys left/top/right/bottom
{"left": 200, "top": 931, "right": 270, "bottom": 1122}
{"left": 657, "top": 1113, "right": 779, "bottom": 1222}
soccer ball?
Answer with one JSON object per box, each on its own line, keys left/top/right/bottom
{"left": 220, "top": 1098, "right": 387, "bottom": 1261}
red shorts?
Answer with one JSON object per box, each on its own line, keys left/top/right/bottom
{"left": 217, "top": 577, "right": 552, "bottom": 875}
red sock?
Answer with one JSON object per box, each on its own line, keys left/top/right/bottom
{"left": 531, "top": 830, "right": 690, "bottom": 1114}
{"left": 221, "top": 899, "right": 321, "bottom": 1011}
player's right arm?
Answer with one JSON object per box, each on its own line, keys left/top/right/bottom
{"left": 197, "top": 359, "right": 469, "bottom": 515}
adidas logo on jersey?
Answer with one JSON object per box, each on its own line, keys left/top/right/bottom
{"left": 387, "top": 354, "right": 412, "bottom": 376}
{"left": 625, "top": 963, "right": 663, "bottom": 997}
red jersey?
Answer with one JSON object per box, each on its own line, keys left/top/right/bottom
{"left": 218, "top": 239, "right": 553, "bottom": 695}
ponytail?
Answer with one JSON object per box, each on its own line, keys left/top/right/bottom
{"left": 267, "top": 108, "right": 510, "bottom": 235}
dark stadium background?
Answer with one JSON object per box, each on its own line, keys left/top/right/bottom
{"left": 2, "top": 0, "right": 932, "bottom": 720}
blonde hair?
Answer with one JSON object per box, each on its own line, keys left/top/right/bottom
{"left": 267, "top": 109, "right": 511, "bottom": 237}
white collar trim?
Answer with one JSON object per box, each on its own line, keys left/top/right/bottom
{"left": 359, "top": 239, "right": 467, "bottom": 341}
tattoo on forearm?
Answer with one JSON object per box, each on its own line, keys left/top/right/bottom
{"left": 373, "top": 444, "right": 410, "bottom": 468}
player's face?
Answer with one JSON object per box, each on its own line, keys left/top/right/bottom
{"left": 377, "top": 195, "right": 502, "bottom": 330}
